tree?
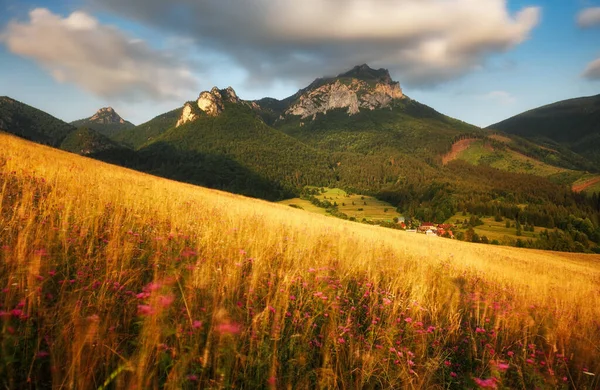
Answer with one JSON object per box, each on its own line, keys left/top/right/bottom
{"left": 505, "top": 220, "right": 511, "bottom": 228}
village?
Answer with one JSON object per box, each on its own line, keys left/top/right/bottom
{"left": 403, "top": 222, "right": 455, "bottom": 238}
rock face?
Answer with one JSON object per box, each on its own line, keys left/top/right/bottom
{"left": 176, "top": 103, "right": 198, "bottom": 127}
{"left": 285, "top": 64, "right": 404, "bottom": 119}
{"left": 176, "top": 87, "right": 247, "bottom": 127}
{"left": 89, "top": 107, "right": 126, "bottom": 124}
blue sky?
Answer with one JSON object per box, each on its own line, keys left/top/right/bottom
{"left": 1, "top": 0, "right": 599, "bottom": 127}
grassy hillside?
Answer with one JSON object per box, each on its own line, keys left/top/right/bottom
{"left": 488, "top": 94, "right": 600, "bottom": 166}
{"left": 1, "top": 132, "right": 600, "bottom": 389}
{"left": 0, "top": 96, "right": 75, "bottom": 146}
{"left": 455, "top": 139, "right": 571, "bottom": 177}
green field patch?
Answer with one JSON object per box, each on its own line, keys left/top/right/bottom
{"left": 457, "top": 140, "right": 571, "bottom": 177}
{"left": 446, "top": 212, "right": 538, "bottom": 243}
{"left": 280, "top": 187, "right": 402, "bottom": 222}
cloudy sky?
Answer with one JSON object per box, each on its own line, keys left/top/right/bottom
{"left": 1, "top": 0, "right": 599, "bottom": 127}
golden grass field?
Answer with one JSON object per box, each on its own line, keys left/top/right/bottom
{"left": 1, "top": 132, "right": 600, "bottom": 389}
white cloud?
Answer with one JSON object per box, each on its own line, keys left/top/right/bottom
{"left": 1, "top": 8, "right": 198, "bottom": 101}
{"left": 92, "top": 0, "right": 541, "bottom": 88}
{"left": 582, "top": 57, "right": 600, "bottom": 80}
{"left": 577, "top": 7, "right": 600, "bottom": 28}
{"left": 482, "top": 90, "right": 516, "bottom": 105}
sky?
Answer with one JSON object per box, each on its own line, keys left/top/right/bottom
{"left": 0, "top": 0, "right": 599, "bottom": 127}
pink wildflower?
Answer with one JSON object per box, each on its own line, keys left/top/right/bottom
{"left": 450, "top": 372, "right": 458, "bottom": 378}
{"left": 404, "top": 317, "right": 412, "bottom": 323}
{"left": 474, "top": 377, "right": 498, "bottom": 389}
{"left": 495, "top": 362, "right": 510, "bottom": 371}
{"left": 158, "top": 294, "right": 174, "bottom": 307}
{"left": 215, "top": 321, "right": 241, "bottom": 335}
{"left": 137, "top": 305, "right": 155, "bottom": 316}
{"left": 192, "top": 320, "right": 203, "bottom": 329}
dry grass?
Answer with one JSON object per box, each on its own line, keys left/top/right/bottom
{"left": 1, "top": 132, "right": 599, "bottom": 389}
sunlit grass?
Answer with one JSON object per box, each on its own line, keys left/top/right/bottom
{"left": 1, "top": 132, "right": 599, "bottom": 389}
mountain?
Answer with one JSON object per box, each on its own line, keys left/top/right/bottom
{"left": 266, "top": 64, "right": 480, "bottom": 159}
{"left": 71, "top": 107, "right": 135, "bottom": 138}
{"left": 133, "top": 87, "right": 333, "bottom": 200}
{"left": 0, "top": 96, "right": 75, "bottom": 146}
{"left": 488, "top": 94, "right": 600, "bottom": 166}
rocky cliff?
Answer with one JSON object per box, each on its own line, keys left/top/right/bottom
{"left": 176, "top": 87, "right": 258, "bottom": 127}
{"left": 284, "top": 64, "right": 404, "bottom": 120}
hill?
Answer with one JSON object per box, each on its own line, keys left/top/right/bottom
{"left": 113, "top": 107, "right": 181, "bottom": 149}
{"left": 1, "top": 132, "right": 599, "bottom": 389}
{"left": 488, "top": 94, "right": 600, "bottom": 166}
{"left": 0, "top": 96, "right": 75, "bottom": 146}
{"left": 71, "top": 107, "right": 135, "bottom": 138}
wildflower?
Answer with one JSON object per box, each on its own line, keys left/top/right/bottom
{"left": 187, "top": 374, "right": 198, "bottom": 382}
{"left": 137, "top": 305, "right": 154, "bottom": 316}
{"left": 158, "top": 295, "right": 174, "bottom": 307}
{"left": 474, "top": 377, "right": 498, "bottom": 389}
{"left": 36, "top": 351, "right": 50, "bottom": 358}
{"left": 507, "top": 351, "right": 514, "bottom": 357}
{"left": 192, "top": 320, "right": 202, "bottom": 329}
{"left": 494, "top": 362, "right": 509, "bottom": 371}
{"left": 450, "top": 372, "right": 458, "bottom": 378}
{"left": 267, "top": 376, "right": 276, "bottom": 386}
{"left": 475, "top": 327, "right": 486, "bottom": 334}
{"left": 215, "top": 321, "right": 241, "bottom": 335}
{"left": 404, "top": 317, "right": 412, "bottom": 323}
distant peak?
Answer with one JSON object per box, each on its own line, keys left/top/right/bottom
{"left": 89, "top": 106, "right": 125, "bottom": 124}
{"left": 337, "top": 64, "right": 392, "bottom": 83}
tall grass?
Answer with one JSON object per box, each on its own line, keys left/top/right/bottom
{"left": 1, "top": 132, "right": 599, "bottom": 389}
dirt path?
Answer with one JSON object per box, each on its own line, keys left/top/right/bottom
{"left": 442, "top": 138, "right": 478, "bottom": 165}
{"left": 572, "top": 176, "right": 600, "bottom": 193}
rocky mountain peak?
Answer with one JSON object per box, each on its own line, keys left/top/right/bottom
{"left": 176, "top": 86, "right": 253, "bottom": 127}
{"left": 337, "top": 64, "right": 392, "bottom": 84}
{"left": 89, "top": 107, "right": 126, "bottom": 124}
{"left": 285, "top": 64, "right": 404, "bottom": 120}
